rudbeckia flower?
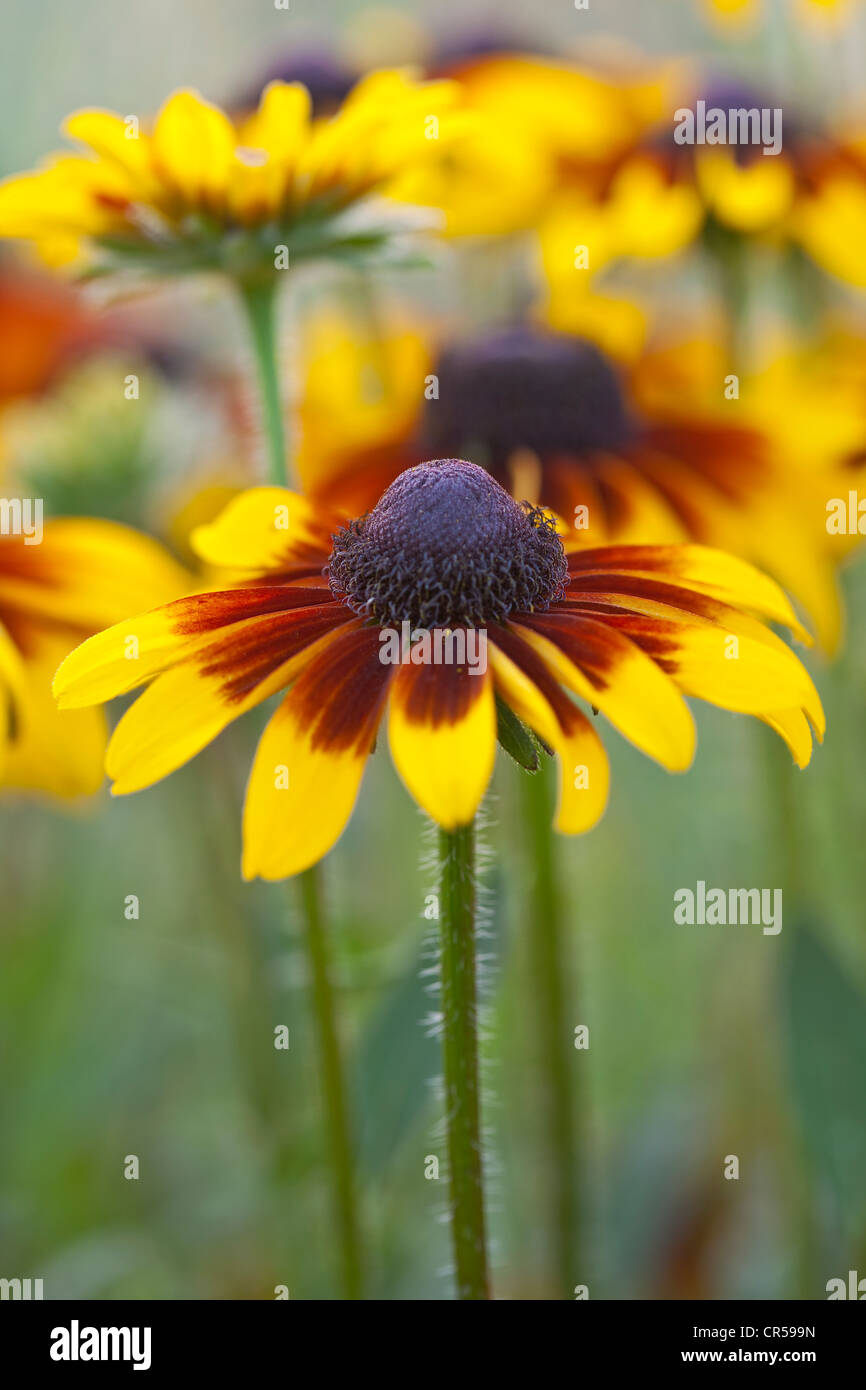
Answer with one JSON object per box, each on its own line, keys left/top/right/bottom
{"left": 0, "top": 518, "right": 188, "bottom": 797}
{"left": 546, "top": 75, "right": 866, "bottom": 291}
{"left": 291, "top": 317, "right": 866, "bottom": 653}
{"left": 397, "top": 50, "right": 671, "bottom": 239}
{"left": 0, "top": 71, "right": 464, "bottom": 273}
{"left": 53, "top": 460, "right": 822, "bottom": 879}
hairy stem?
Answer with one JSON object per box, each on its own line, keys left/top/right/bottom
{"left": 522, "top": 762, "right": 582, "bottom": 1297}
{"left": 438, "top": 822, "right": 490, "bottom": 1300}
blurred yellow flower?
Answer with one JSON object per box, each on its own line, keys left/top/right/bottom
{"left": 534, "top": 72, "right": 866, "bottom": 292}
{"left": 400, "top": 51, "right": 671, "bottom": 238}
{"left": 627, "top": 331, "right": 866, "bottom": 653}
{"left": 705, "top": 0, "right": 853, "bottom": 28}
{"left": 0, "top": 71, "right": 464, "bottom": 274}
{"left": 290, "top": 312, "right": 866, "bottom": 654}
{"left": 0, "top": 519, "right": 188, "bottom": 797}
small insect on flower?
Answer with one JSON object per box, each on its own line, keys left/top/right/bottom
{"left": 53, "top": 459, "right": 823, "bottom": 878}
{"left": 0, "top": 71, "right": 466, "bottom": 275}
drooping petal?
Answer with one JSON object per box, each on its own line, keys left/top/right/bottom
{"left": 758, "top": 708, "right": 815, "bottom": 770}
{"left": 488, "top": 636, "right": 609, "bottom": 833}
{"left": 514, "top": 610, "right": 696, "bottom": 771}
{"left": 387, "top": 637, "right": 496, "bottom": 828}
{"left": 242, "top": 622, "right": 390, "bottom": 879}
{"left": 572, "top": 595, "right": 824, "bottom": 754}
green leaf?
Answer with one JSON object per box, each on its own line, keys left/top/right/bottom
{"left": 495, "top": 695, "right": 547, "bottom": 772}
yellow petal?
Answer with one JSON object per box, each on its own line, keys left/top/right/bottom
{"left": 488, "top": 640, "right": 609, "bottom": 834}
{"left": 64, "top": 109, "right": 157, "bottom": 196}
{"left": 151, "top": 89, "right": 237, "bottom": 210}
{"left": 387, "top": 652, "right": 496, "bottom": 829}
{"left": 795, "top": 178, "right": 866, "bottom": 289}
{"left": 587, "top": 597, "right": 825, "bottom": 746}
{"left": 106, "top": 617, "right": 345, "bottom": 794}
{"left": 0, "top": 164, "right": 117, "bottom": 241}
{"left": 3, "top": 631, "right": 107, "bottom": 798}
{"left": 190, "top": 486, "right": 330, "bottom": 574}
{"left": 54, "top": 604, "right": 194, "bottom": 708}
{"left": 572, "top": 543, "right": 811, "bottom": 641}
{"left": 695, "top": 149, "right": 795, "bottom": 232}
{"left": 54, "top": 586, "right": 336, "bottom": 709}
{"left": 238, "top": 81, "right": 311, "bottom": 162}
{"left": 514, "top": 616, "right": 696, "bottom": 772}
{"left": 242, "top": 625, "right": 388, "bottom": 879}
{"left": 0, "top": 618, "right": 28, "bottom": 733}
{"left": 0, "top": 518, "right": 189, "bottom": 632}
{"left": 759, "top": 708, "right": 815, "bottom": 769}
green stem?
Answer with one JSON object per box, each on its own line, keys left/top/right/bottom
{"left": 237, "top": 273, "right": 363, "bottom": 1298}
{"left": 298, "top": 868, "right": 363, "bottom": 1300}
{"left": 236, "top": 278, "right": 289, "bottom": 487}
{"left": 522, "top": 762, "right": 582, "bottom": 1298}
{"left": 438, "top": 822, "right": 490, "bottom": 1300}
{"left": 703, "top": 217, "right": 751, "bottom": 371}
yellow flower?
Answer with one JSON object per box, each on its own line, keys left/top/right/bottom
{"left": 536, "top": 162, "right": 703, "bottom": 357}
{"left": 1, "top": 518, "right": 188, "bottom": 797}
{"left": 53, "top": 463, "right": 822, "bottom": 879}
{"left": 403, "top": 51, "right": 670, "bottom": 238}
{"left": 534, "top": 72, "right": 866, "bottom": 293}
{"left": 0, "top": 71, "right": 464, "bottom": 274}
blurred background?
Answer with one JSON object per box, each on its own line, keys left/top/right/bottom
{"left": 1, "top": 0, "right": 866, "bottom": 1300}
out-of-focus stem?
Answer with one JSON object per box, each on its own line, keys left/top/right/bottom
{"left": 238, "top": 274, "right": 363, "bottom": 1298}
{"left": 298, "top": 868, "right": 364, "bottom": 1300}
